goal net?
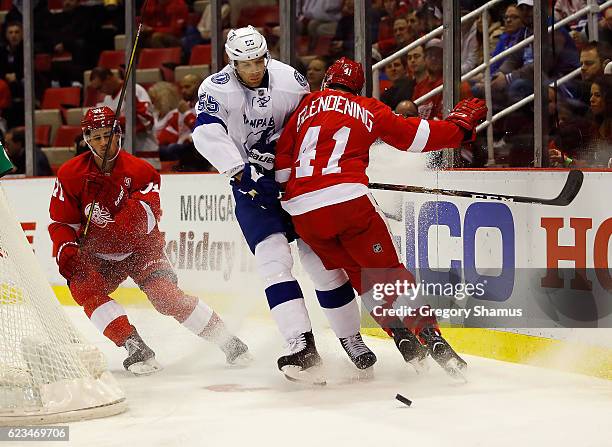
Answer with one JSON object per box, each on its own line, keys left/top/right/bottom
{"left": 0, "top": 185, "right": 126, "bottom": 425}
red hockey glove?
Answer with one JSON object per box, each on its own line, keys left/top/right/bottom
{"left": 85, "top": 172, "right": 127, "bottom": 216}
{"left": 57, "top": 242, "right": 83, "bottom": 280}
{"left": 446, "top": 98, "right": 487, "bottom": 143}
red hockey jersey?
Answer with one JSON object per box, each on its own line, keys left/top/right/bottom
{"left": 274, "top": 89, "right": 465, "bottom": 216}
{"left": 49, "top": 150, "right": 161, "bottom": 261}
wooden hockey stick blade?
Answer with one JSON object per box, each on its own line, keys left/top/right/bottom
{"left": 368, "top": 170, "right": 583, "bottom": 207}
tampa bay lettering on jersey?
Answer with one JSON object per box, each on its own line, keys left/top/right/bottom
{"left": 296, "top": 94, "right": 374, "bottom": 132}
{"left": 243, "top": 114, "right": 275, "bottom": 129}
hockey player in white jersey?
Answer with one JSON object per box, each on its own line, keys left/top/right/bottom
{"left": 192, "top": 26, "right": 376, "bottom": 383}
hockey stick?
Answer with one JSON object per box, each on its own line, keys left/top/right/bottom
{"left": 83, "top": 0, "right": 150, "bottom": 237}
{"left": 368, "top": 169, "right": 583, "bottom": 207}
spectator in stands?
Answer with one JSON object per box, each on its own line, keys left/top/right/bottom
{"left": 48, "top": 0, "right": 96, "bottom": 87}
{"left": 306, "top": 57, "right": 328, "bottom": 92}
{"left": 381, "top": 56, "right": 414, "bottom": 110}
{"left": 0, "top": 79, "right": 10, "bottom": 134}
{"left": 149, "top": 81, "right": 182, "bottom": 148}
{"left": 580, "top": 41, "right": 609, "bottom": 82}
{"left": 141, "top": 0, "right": 189, "bottom": 48}
{"left": 0, "top": 21, "right": 24, "bottom": 128}
{"left": 587, "top": 75, "right": 612, "bottom": 161}
{"left": 554, "top": 0, "right": 586, "bottom": 23}
{"left": 406, "top": 44, "right": 427, "bottom": 84}
{"left": 155, "top": 74, "right": 210, "bottom": 172}
{"left": 375, "top": 16, "right": 417, "bottom": 58}
{"left": 600, "top": 7, "right": 612, "bottom": 46}
{"left": 329, "top": 0, "right": 355, "bottom": 58}
{"left": 4, "top": 0, "right": 53, "bottom": 54}
{"left": 571, "top": 41, "right": 611, "bottom": 108}
{"left": 395, "top": 99, "right": 419, "bottom": 117}
{"left": 89, "top": 68, "right": 158, "bottom": 159}
{"left": 299, "top": 0, "right": 342, "bottom": 51}
{"left": 461, "top": 10, "right": 480, "bottom": 75}
{"left": 419, "top": 1, "right": 443, "bottom": 34}
{"left": 2, "top": 127, "right": 51, "bottom": 176}
{"left": 377, "top": 0, "right": 409, "bottom": 42}
{"left": 493, "top": 0, "right": 579, "bottom": 102}
{"left": 182, "top": 1, "right": 231, "bottom": 58}
{"left": 177, "top": 73, "right": 199, "bottom": 143}
{"left": 550, "top": 76, "right": 612, "bottom": 168}
{"left": 489, "top": 4, "right": 526, "bottom": 75}
{"left": 412, "top": 38, "right": 443, "bottom": 119}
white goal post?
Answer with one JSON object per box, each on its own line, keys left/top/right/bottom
{"left": 0, "top": 185, "right": 127, "bottom": 425}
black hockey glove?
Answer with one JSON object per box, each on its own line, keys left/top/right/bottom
{"left": 232, "top": 163, "right": 281, "bottom": 210}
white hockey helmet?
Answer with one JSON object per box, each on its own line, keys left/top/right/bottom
{"left": 225, "top": 26, "right": 269, "bottom": 65}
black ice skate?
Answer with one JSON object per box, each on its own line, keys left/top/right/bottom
{"left": 339, "top": 333, "right": 377, "bottom": 371}
{"left": 419, "top": 327, "right": 467, "bottom": 381}
{"left": 277, "top": 331, "right": 325, "bottom": 386}
{"left": 123, "top": 331, "right": 162, "bottom": 375}
{"left": 392, "top": 327, "right": 429, "bottom": 373}
{"left": 220, "top": 336, "right": 252, "bottom": 366}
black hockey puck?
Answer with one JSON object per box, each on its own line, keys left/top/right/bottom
{"left": 396, "top": 393, "right": 412, "bottom": 407}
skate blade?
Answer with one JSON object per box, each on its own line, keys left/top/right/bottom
{"left": 408, "top": 357, "right": 430, "bottom": 375}
{"left": 348, "top": 365, "right": 375, "bottom": 382}
{"left": 127, "top": 358, "right": 163, "bottom": 376}
{"left": 227, "top": 351, "right": 254, "bottom": 368}
{"left": 442, "top": 358, "right": 467, "bottom": 383}
{"left": 281, "top": 365, "right": 326, "bottom": 386}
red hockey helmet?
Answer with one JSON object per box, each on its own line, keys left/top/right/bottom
{"left": 81, "top": 106, "right": 122, "bottom": 161}
{"left": 322, "top": 57, "right": 365, "bottom": 94}
{"left": 81, "top": 106, "right": 118, "bottom": 133}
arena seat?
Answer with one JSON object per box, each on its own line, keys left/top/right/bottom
{"left": 53, "top": 126, "right": 82, "bottom": 147}
{"left": 138, "top": 48, "right": 182, "bottom": 82}
{"left": 35, "top": 125, "right": 51, "bottom": 147}
{"left": 42, "top": 147, "right": 76, "bottom": 174}
{"left": 34, "top": 109, "right": 63, "bottom": 144}
{"left": 189, "top": 44, "right": 211, "bottom": 65}
{"left": 41, "top": 87, "right": 81, "bottom": 110}
{"left": 35, "top": 54, "right": 52, "bottom": 73}
{"left": 174, "top": 65, "right": 210, "bottom": 82}
{"left": 65, "top": 107, "right": 88, "bottom": 126}
{"left": 98, "top": 50, "right": 125, "bottom": 70}
{"left": 47, "top": 0, "right": 63, "bottom": 11}
{"left": 114, "top": 34, "right": 126, "bottom": 50}
{"left": 237, "top": 5, "right": 279, "bottom": 28}
{"left": 193, "top": 0, "right": 207, "bottom": 14}
{"left": 135, "top": 68, "right": 163, "bottom": 87}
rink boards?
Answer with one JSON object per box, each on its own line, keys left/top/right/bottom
{"left": 1, "top": 165, "right": 611, "bottom": 379}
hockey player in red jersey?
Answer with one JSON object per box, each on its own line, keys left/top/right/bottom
{"left": 49, "top": 106, "right": 250, "bottom": 375}
{"left": 275, "top": 57, "right": 487, "bottom": 377}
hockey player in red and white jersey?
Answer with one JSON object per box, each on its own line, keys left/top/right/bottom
{"left": 275, "top": 57, "right": 487, "bottom": 377}
{"left": 49, "top": 106, "right": 250, "bottom": 375}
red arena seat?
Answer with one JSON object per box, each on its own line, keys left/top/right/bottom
{"left": 138, "top": 48, "right": 182, "bottom": 82}
{"left": 41, "top": 87, "right": 81, "bottom": 110}
{"left": 98, "top": 50, "right": 125, "bottom": 70}
{"left": 53, "top": 125, "right": 83, "bottom": 147}
{"left": 189, "top": 44, "right": 211, "bottom": 65}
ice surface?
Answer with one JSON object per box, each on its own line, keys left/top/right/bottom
{"left": 56, "top": 307, "right": 612, "bottom": 447}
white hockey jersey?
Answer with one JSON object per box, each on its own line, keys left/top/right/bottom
{"left": 192, "top": 59, "right": 310, "bottom": 176}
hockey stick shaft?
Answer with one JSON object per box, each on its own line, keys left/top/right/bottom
{"left": 83, "top": 0, "right": 150, "bottom": 237}
{"left": 368, "top": 169, "right": 583, "bottom": 207}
